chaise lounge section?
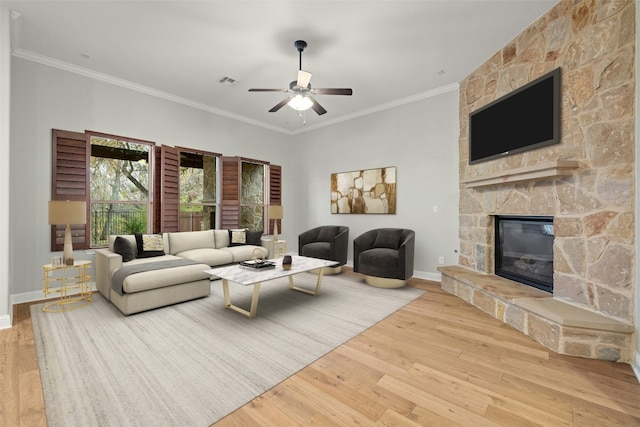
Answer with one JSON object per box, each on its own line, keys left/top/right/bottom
{"left": 95, "top": 229, "right": 267, "bottom": 315}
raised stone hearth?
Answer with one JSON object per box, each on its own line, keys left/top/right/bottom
{"left": 439, "top": 266, "right": 633, "bottom": 363}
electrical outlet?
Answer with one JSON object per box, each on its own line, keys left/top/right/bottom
{"left": 433, "top": 205, "right": 439, "bottom": 213}
{"left": 438, "top": 256, "right": 445, "bottom": 265}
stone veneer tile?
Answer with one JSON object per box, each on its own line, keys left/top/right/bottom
{"left": 527, "top": 314, "right": 560, "bottom": 352}
{"left": 562, "top": 340, "right": 593, "bottom": 358}
{"left": 596, "top": 346, "right": 623, "bottom": 362}
{"left": 473, "top": 291, "right": 496, "bottom": 317}
{"left": 504, "top": 305, "right": 526, "bottom": 333}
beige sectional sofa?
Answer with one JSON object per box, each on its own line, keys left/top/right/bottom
{"left": 95, "top": 229, "right": 268, "bottom": 315}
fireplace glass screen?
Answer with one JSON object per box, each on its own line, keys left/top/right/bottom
{"left": 495, "top": 216, "right": 554, "bottom": 293}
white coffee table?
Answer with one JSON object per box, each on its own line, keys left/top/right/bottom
{"left": 205, "top": 255, "right": 338, "bottom": 318}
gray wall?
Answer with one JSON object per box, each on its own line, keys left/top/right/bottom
{"left": 291, "top": 91, "right": 460, "bottom": 279}
{"left": 8, "top": 55, "right": 459, "bottom": 308}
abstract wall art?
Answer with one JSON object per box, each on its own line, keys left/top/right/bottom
{"left": 331, "top": 166, "right": 396, "bottom": 214}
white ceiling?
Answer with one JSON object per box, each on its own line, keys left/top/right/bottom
{"left": 2, "top": 0, "right": 558, "bottom": 134}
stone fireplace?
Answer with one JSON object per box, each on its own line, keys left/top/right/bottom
{"left": 439, "top": 1, "right": 635, "bottom": 363}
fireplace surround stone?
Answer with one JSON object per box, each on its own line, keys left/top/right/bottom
{"left": 450, "top": 1, "right": 635, "bottom": 363}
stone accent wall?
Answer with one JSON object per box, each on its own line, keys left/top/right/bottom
{"left": 457, "top": 1, "right": 635, "bottom": 323}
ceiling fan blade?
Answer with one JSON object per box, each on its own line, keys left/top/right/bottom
{"left": 269, "top": 96, "right": 293, "bottom": 112}
{"left": 249, "top": 88, "right": 288, "bottom": 92}
{"left": 296, "top": 70, "right": 312, "bottom": 88}
{"left": 312, "top": 88, "right": 353, "bottom": 96}
{"left": 308, "top": 96, "right": 327, "bottom": 115}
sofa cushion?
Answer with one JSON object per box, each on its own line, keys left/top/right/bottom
{"left": 221, "top": 245, "right": 267, "bottom": 263}
{"left": 373, "top": 229, "right": 403, "bottom": 250}
{"left": 114, "top": 236, "right": 136, "bottom": 262}
{"left": 116, "top": 255, "right": 211, "bottom": 294}
{"left": 168, "top": 230, "right": 215, "bottom": 255}
{"left": 317, "top": 226, "right": 339, "bottom": 242}
{"left": 246, "top": 230, "right": 263, "bottom": 246}
{"left": 214, "top": 230, "right": 230, "bottom": 249}
{"left": 108, "top": 235, "right": 137, "bottom": 252}
{"left": 301, "top": 242, "right": 330, "bottom": 260}
{"left": 135, "top": 233, "right": 165, "bottom": 258}
{"left": 358, "top": 248, "right": 399, "bottom": 278}
{"left": 228, "top": 229, "right": 247, "bottom": 246}
{"left": 176, "top": 248, "right": 233, "bottom": 267}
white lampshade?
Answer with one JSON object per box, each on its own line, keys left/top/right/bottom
{"left": 287, "top": 94, "right": 313, "bottom": 111}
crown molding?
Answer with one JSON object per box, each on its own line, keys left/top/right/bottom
{"left": 290, "top": 83, "right": 460, "bottom": 135}
{"left": 9, "top": 11, "right": 20, "bottom": 54}
{"left": 12, "top": 48, "right": 459, "bottom": 136}
{"left": 12, "top": 48, "right": 293, "bottom": 135}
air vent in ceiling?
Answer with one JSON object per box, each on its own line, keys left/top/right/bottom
{"left": 218, "top": 76, "right": 237, "bottom": 86}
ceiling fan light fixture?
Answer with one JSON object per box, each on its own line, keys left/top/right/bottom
{"left": 288, "top": 94, "right": 313, "bottom": 111}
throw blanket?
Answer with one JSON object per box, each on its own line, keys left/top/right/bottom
{"left": 112, "top": 258, "right": 201, "bottom": 295}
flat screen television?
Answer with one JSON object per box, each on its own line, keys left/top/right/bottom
{"left": 469, "top": 67, "right": 561, "bottom": 165}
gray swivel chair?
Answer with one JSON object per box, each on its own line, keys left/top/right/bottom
{"left": 298, "top": 225, "right": 349, "bottom": 274}
{"left": 353, "top": 228, "right": 415, "bottom": 287}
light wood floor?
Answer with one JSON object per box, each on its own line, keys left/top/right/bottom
{"left": 3, "top": 273, "right": 639, "bottom": 426}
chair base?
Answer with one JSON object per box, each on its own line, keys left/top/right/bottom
{"left": 364, "top": 275, "right": 406, "bottom": 288}
{"left": 309, "top": 266, "right": 342, "bottom": 275}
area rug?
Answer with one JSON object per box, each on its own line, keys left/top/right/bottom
{"left": 31, "top": 272, "right": 424, "bottom": 427}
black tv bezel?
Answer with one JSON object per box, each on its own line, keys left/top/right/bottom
{"left": 468, "top": 67, "right": 561, "bottom": 165}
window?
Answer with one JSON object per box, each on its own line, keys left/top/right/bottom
{"left": 89, "top": 133, "right": 153, "bottom": 247}
{"left": 179, "top": 149, "right": 219, "bottom": 231}
{"left": 52, "top": 129, "right": 281, "bottom": 250}
{"left": 240, "top": 161, "right": 265, "bottom": 231}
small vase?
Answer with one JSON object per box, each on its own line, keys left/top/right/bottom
{"left": 282, "top": 255, "right": 292, "bottom": 270}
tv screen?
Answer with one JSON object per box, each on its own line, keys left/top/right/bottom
{"left": 469, "top": 67, "right": 561, "bottom": 165}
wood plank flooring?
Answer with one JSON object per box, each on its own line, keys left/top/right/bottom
{"left": 2, "top": 272, "right": 639, "bottom": 426}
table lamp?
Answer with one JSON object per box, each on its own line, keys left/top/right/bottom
{"left": 48, "top": 200, "right": 86, "bottom": 266}
{"left": 268, "top": 205, "right": 283, "bottom": 242}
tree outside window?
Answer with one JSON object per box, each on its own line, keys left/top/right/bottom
{"left": 240, "top": 162, "right": 265, "bottom": 231}
{"left": 179, "top": 151, "right": 218, "bottom": 231}
{"left": 90, "top": 136, "right": 151, "bottom": 247}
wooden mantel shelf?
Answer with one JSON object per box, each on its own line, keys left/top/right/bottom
{"left": 462, "top": 160, "right": 580, "bottom": 188}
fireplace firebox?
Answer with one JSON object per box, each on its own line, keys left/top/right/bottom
{"left": 494, "top": 215, "right": 554, "bottom": 293}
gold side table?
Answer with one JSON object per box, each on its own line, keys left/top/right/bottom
{"left": 273, "top": 240, "right": 287, "bottom": 258}
{"left": 42, "top": 260, "right": 93, "bottom": 312}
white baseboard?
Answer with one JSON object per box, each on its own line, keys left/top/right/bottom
{"left": 413, "top": 270, "right": 441, "bottom": 283}
{"left": 9, "top": 283, "right": 98, "bottom": 329}
{"left": 0, "top": 314, "right": 11, "bottom": 330}
{"left": 632, "top": 351, "right": 640, "bottom": 383}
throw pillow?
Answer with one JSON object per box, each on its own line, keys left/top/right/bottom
{"left": 317, "top": 226, "right": 339, "bottom": 242}
{"left": 113, "top": 236, "right": 135, "bottom": 262}
{"left": 246, "top": 230, "right": 263, "bottom": 246}
{"left": 228, "top": 229, "right": 247, "bottom": 246}
{"left": 134, "top": 233, "right": 165, "bottom": 258}
{"left": 373, "top": 229, "right": 403, "bottom": 250}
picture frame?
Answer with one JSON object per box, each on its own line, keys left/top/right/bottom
{"left": 51, "top": 256, "right": 63, "bottom": 267}
{"left": 331, "top": 166, "right": 397, "bottom": 214}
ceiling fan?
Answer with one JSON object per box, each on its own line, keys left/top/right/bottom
{"left": 249, "top": 40, "right": 353, "bottom": 115}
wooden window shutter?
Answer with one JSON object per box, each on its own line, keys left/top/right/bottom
{"left": 152, "top": 146, "right": 162, "bottom": 233}
{"left": 160, "top": 145, "right": 180, "bottom": 232}
{"left": 269, "top": 164, "right": 282, "bottom": 234}
{"left": 51, "top": 129, "right": 90, "bottom": 251}
{"left": 220, "top": 156, "right": 241, "bottom": 230}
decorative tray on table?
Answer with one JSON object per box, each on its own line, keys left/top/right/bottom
{"left": 239, "top": 260, "right": 276, "bottom": 270}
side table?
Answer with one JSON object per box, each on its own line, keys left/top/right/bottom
{"left": 42, "top": 260, "right": 93, "bottom": 312}
{"left": 273, "top": 240, "right": 287, "bottom": 258}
